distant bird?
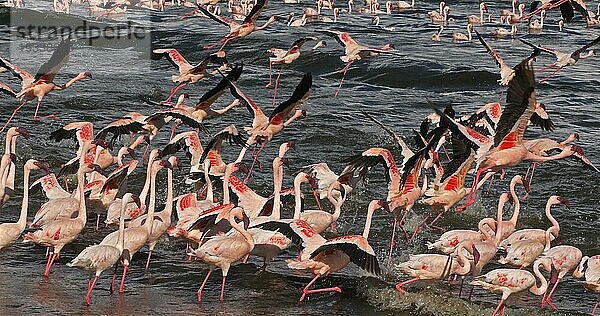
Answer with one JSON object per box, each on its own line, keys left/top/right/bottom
{"left": 152, "top": 48, "right": 229, "bottom": 103}
{"left": 318, "top": 30, "right": 396, "bottom": 97}
{"left": 452, "top": 23, "right": 473, "bottom": 42}
{"left": 198, "top": 0, "right": 279, "bottom": 50}
{"left": 188, "top": 207, "right": 253, "bottom": 302}
{"left": 0, "top": 38, "right": 92, "bottom": 132}
{"left": 519, "top": 36, "right": 600, "bottom": 83}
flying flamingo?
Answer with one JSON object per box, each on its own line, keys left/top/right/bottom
{"left": 518, "top": 36, "right": 600, "bottom": 83}
{"left": 197, "top": 0, "right": 279, "bottom": 50}
{"left": 100, "top": 159, "right": 170, "bottom": 293}
{"left": 188, "top": 206, "right": 253, "bottom": 302}
{"left": 0, "top": 38, "right": 92, "bottom": 132}
{"left": 318, "top": 30, "right": 396, "bottom": 97}
{"left": 67, "top": 193, "right": 140, "bottom": 305}
{"left": 263, "top": 37, "right": 317, "bottom": 104}
{"left": 152, "top": 48, "right": 229, "bottom": 103}
{"left": 470, "top": 260, "right": 550, "bottom": 316}
{"left": 499, "top": 195, "right": 568, "bottom": 249}
{"left": 535, "top": 245, "right": 583, "bottom": 310}
{"left": 23, "top": 140, "right": 99, "bottom": 277}
{"left": 287, "top": 199, "right": 385, "bottom": 301}
{"left": 474, "top": 29, "right": 515, "bottom": 85}
{"left": 0, "top": 160, "right": 49, "bottom": 250}
{"left": 225, "top": 72, "right": 311, "bottom": 178}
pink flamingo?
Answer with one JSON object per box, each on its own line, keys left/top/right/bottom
{"left": 479, "top": 174, "right": 529, "bottom": 240}
{"left": 470, "top": 260, "right": 550, "bottom": 316}
{"left": 197, "top": 0, "right": 279, "bottom": 50}
{"left": 67, "top": 193, "right": 140, "bottom": 305}
{"left": 0, "top": 160, "right": 49, "bottom": 250}
{"left": 188, "top": 206, "right": 254, "bottom": 302}
{"left": 288, "top": 200, "right": 385, "bottom": 301}
{"left": 536, "top": 245, "right": 583, "bottom": 310}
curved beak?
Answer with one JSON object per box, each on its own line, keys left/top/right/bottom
{"left": 34, "top": 161, "right": 51, "bottom": 174}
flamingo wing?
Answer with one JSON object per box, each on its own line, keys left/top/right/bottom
{"left": 195, "top": 63, "right": 243, "bottom": 110}
{"left": 441, "top": 136, "right": 473, "bottom": 183}
{"left": 474, "top": 30, "right": 509, "bottom": 70}
{"left": 268, "top": 72, "right": 312, "bottom": 123}
{"left": 243, "top": 0, "right": 268, "bottom": 24}
{"left": 150, "top": 108, "right": 208, "bottom": 134}
{"left": 289, "top": 36, "right": 318, "bottom": 51}
{"left": 0, "top": 57, "right": 34, "bottom": 87}
{"left": 221, "top": 71, "right": 266, "bottom": 120}
{"left": 199, "top": 124, "right": 246, "bottom": 164}
{"left": 310, "top": 238, "right": 381, "bottom": 276}
{"left": 518, "top": 38, "right": 557, "bottom": 56}
{"left": 152, "top": 48, "right": 193, "bottom": 75}
{"left": 95, "top": 118, "right": 147, "bottom": 147}
{"left": 0, "top": 81, "right": 15, "bottom": 97}
{"left": 29, "top": 173, "right": 71, "bottom": 200}
{"left": 529, "top": 104, "right": 555, "bottom": 131}
{"left": 250, "top": 220, "right": 305, "bottom": 246}
{"left": 161, "top": 131, "right": 203, "bottom": 163}
{"left": 34, "top": 38, "right": 70, "bottom": 83}
{"left": 494, "top": 50, "right": 539, "bottom": 147}
{"left": 197, "top": 5, "right": 237, "bottom": 27}
{"left": 572, "top": 35, "right": 600, "bottom": 58}
{"left": 317, "top": 30, "right": 356, "bottom": 48}
{"left": 362, "top": 110, "right": 414, "bottom": 162}
{"left": 49, "top": 122, "right": 93, "bottom": 143}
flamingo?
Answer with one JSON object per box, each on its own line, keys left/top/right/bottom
{"left": 470, "top": 260, "right": 550, "bottom": 316}
{"left": 474, "top": 29, "right": 516, "bottom": 85}
{"left": 67, "top": 193, "right": 140, "bottom": 305}
{"left": 197, "top": 0, "right": 279, "bottom": 50}
{"left": 287, "top": 200, "right": 384, "bottom": 301}
{"left": 499, "top": 195, "right": 568, "bottom": 249}
{"left": 574, "top": 255, "right": 600, "bottom": 315}
{"left": 23, "top": 140, "right": 99, "bottom": 277}
{"left": 452, "top": 23, "right": 473, "bottom": 42}
{"left": 293, "top": 171, "right": 344, "bottom": 234}
{"left": 0, "top": 126, "right": 30, "bottom": 206}
{"left": 264, "top": 37, "right": 317, "bottom": 104}
{"left": 498, "top": 231, "right": 552, "bottom": 268}
{"left": 535, "top": 245, "right": 583, "bottom": 310}
{"left": 479, "top": 175, "right": 529, "bottom": 239}
{"left": 522, "top": 0, "right": 590, "bottom": 22}
{"left": 519, "top": 36, "right": 599, "bottom": 83}
{"left": 0, "top": 38, "right": 92, "bottom": 132}
{"left": 152, "top": 48, "right": 229, "bottom": 103}
{"left": 189, "top": 206, "right": 253, "bottom": 302}
{"left": 100, "top": 159, "right": 170, "bottom": 293}
{"left": 468, "top": 2, "right": 489, "bottom": 24}
{"left": 225, "top": 72, "right": 311, "bottom": 177}
{"left": 128, "top": 156, "right": 177, "bottom": 270}
{"left": 0, "top": 160, "right": 49, "bottom": 250}
{"left": 397, "top": 0, "right": 415, "bottom": 10}
{"left": 318, "top": 30, "right": 396, "bottom": 97}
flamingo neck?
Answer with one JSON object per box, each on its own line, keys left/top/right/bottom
{"left": 76, "top": 164, "right": 87, "bottom": 223}
{"left": 271, "top": 160, "right": 283, "bottom": 220}
{"left": 283, "top": 110, "right": 303, "bottom": 127}
{"left": 163, "top": 165, "right": 174, "bottom": 220}
{"left": 139, "top": 158, "right": 154, "bottom": 204}
{"left": 256, "top": 18, "right": 275, "bottom": 31}
{"left": 17, "top": 166, "right": 31, "bottom": 229}
{"left": 64, "top": 74, "right": 85, "bottom": 89}
{"left": 362, "top": 200, "right": 378, "bottom": 239}
{"left": 293, "top": 176, "right": 303, "bottom": 219}
{"left": 117, "top": 197, "right": 128, "bottom": 252}
{"left": 545, "top": 199, "right": 560, "bottom": 233}
{"left": 145, "top": 167, "right": 159, "bottom": 235}
{"left": 328, "top": 188, "right": 342, "bottom": 221}
{"left": 204, "top": 160, "right": 214, "bottom": 202}
{"left": 230, "top": 209, "right": 253, "bottom": 246}
{"left": 531, "top": 261, "right": 549, "bottom": 295}
{"left": 573, "top": 256, "right": 589, "bottom": 279}
{"left": 493, "top": 197, "right": 505, "bottom": 246}
{"left": 455, "top": 242, "right": 472, "bottom": 275}
{"left": 509, "top": 181, "right": 520, "bottom": 226}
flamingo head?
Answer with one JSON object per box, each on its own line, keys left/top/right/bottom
{"left": 555, "top": 196, "right": 571, "bottom": 209}
{"left": 9, "top": 153, "right": 17, "bottom": 164}
{"left": 15, "top": 127, "right": 30, "bottom": 139}
{"left": 168, "top": 156, "right": 182, "bottom": 171}
{"left": 381, "top": 43, "right": 395, "bottom": 50}
{"left": 30, "top": 160, "right": 51, "bottom": 174}
{"left": 159, "top": 159, "right": 173, "bottom": 170}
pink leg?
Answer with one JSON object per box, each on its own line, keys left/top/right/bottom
{"left": 219, "top": 275, "right": 227, "bottom": 301}
{"left": 85, "top": 275, "right": 99, "bottom": 305}
{"left": 457, "top": 169, "right": 485, "bottom": 212}
{"left": 0, "top": 100, "right": 27, "bottom": 133}
{"left": 486, "top": 174, "right": 495, "bottom": 194}
{"left": 545, "top": 278, "right": 560, "bottom": 310}
{"left": 534, "top": 62, "right": 556, "bottom": 73}
{"left": 272, "top": 64, "right": 284, "bottom": 106}
{"left": 501, "top": 304, "right": 506, "bottom": 316}
{"left": 145, "top": 249, "right": 153, "bottom": 271}
{"left": 539, "top": 67, "right": 563, "bottom": 84}
{"left": 492, "top": 299, "right": 505, "bottom": 316}
{"left": 44, "top": 252, "right": 57, "bottom": 277}
{"left": 388, "top": 217, "right": 397, "bottom": 261}
{"left": 593, "top": 298, "right": 599, "bottom": 315}
{"left": 409, "top": 214, "right": 431, "bottom": 242}
{"left": 110, "top": 265, "right": 118, "bottom": 294}
{"left": 396, "top": 209, "right": 410, "bottom": 241}
{"left": 163, "top": 83, "right": 188, "bottom": 104}
{"left": 441, "top": 144, "right": 450, "bottom": 160}
{"left": 312, "top": 190, "right": 323, "bottom": 210}
{"left": 528, "top": 162, "right": 537, "bottom": 187}
{"left": 45, "top": 247, "right": 49, "bottom": 258}
{"left": 395, "top": 277, "right": 421, "bottom": 294}
{"left": 119, "top": 264, "right": 129, "bottom": 293}
{"left": 541, "top": 291, "right": 547, "bottom": 309}
{"left": 335, "top": 61, "right": 353, "bottom": 97}
{"left": 197, "top": 269, "right": 212, "bottom": 302}
{"left": 265, "top": 61, "right": 273, "bottom": 88}
{"left": 244, "top": 142, "right": 267, "bottom": 183}
{"left": 170, "top": 124, "right": 178, "bottom": 140}
{"left": 428, "top": 210, "right": 446, "bottom": 232}
{"left": 458, "top": 276, "right": 465, "bottom": 297}
{"left": 299, "top": 274, "right": 341, "bottom": 301}
{"left": 96, "top": 214, "right": 100, "bottom": 231}
{"left": 203, "top": 37, "right": 226, "bottom": 50}
{"left": 218, "top": 38, "right": 234, "bottom": 51}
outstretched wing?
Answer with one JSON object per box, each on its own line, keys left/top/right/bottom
{"left": 220, "top": 70, "right": 266, "bottom": 120}
{"left": 196, "top": 63, "right": 243, "bottom": 110}
{"left": 152, "top": 48, "right": 192, "bottom": 74}
{"left": 34, "top": 38, "right": 70, "bottom": 83}
{"left": 243, "top": 0, "right": 268, "bottom": 24}
{"left": 0, "top": 57, "right": 34, "bottom": 87}
{"left": 474, "top": 30, "right": 508, "bottom": 70}
{"left": 198, "top": 5, "right": 236, "bottom": 27}
{"left": 268, "top": 72, "right": 312, "bottom": 123}
{"left": 317, "top": 30, "right": 355, "bottom": 48}
{"left": 362, "top": 111, "right": 414, "bottom": 165}
{"left": 199, "top": 124, "right": 247, "bottom": 164}
{"left": 310, "top": 238, "right": 381, "bottom": 276}
{"left": 573, "top": 35, "right": 600, "bottom": 58}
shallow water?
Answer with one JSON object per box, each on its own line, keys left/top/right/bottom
{"left": 0, "top": 0, "right": 598, "bottom": 315}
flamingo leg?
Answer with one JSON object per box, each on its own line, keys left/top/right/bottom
{"left": 428, "top": 210, "right": 447, "bottom": 232}
{"left": 96, "top": 214, "right": 100, "bottom": 231}
{"left": 203, "top": 37, "right": 227, "bottom": 50}
{"left": 272, "top": 64, "right": 284, "bottom": 106}
{"left": 163, "top": 82, "right": 188, "bottom": 104}
{"left": 170, "top": 124, "right": 178, "bottom": 140}
{"left": 457, "top": 168, "right": 486, "bottom": 212}
{"left": 1, "top": 100, "right": 27, "bottom": 133}
{"left": 409, "top": 213, "right": 431, "bottom": 242}
{"left": 265, "top": 61, "right": 274, "bottom": 88}
{"left": 45, "top": 247, "right": 49, "bottom": 258}
{"left": 486, "top": 173, "right": 495, "bottom": 194}
{"left": 197, "top": 269, "right": 212, "bottom": 302}
{"left": 528, "top": 162, "right": 537, "bottom": 187}
{"left": 85, "top": 275, "right": 99, "bottom": 305}
{"left": 299, "top": 274, "right": 341, "bottom": 302}
{"left": 145, "top": 249, "right": 153, "bottom": 271}
{"left": 395, "top": 277, "right": 421, "bottom": 293}
{"left": 492, "top": 298, "right": 505, "bottom": 316}
{"left": 467, "top": 285, "right": 475, "bottom": 300}
{"left": 244, "top": 141, "right": 267, "bottom": 183}
{"left": 593, "top": 297, "right": 599, "bottom": 315}
{"left": 388, "top": 217, "right": 397, "bottom": 261}
{"left": 396, "top": 208, "right": 411, "bottom": 242}
{"left": 458, "top": 276, "right": 465, "bottom": 298}
{"left": 545, "top": 278, "right": 560, "bottom": 310}
{"left": 119, "top": 264, "right": 129, "bottom": 293}
{"left": 219, "top": 275, "right": 228, "bottom": 301}
{"left": 539, "top": 67, "right": 563, "bottom": 84}
{"left": 219, "top": 37, "right": 234, "bottom": 51}
{"left": 534, "top": 62, "right": 556, "bottom": 73}
{"left": 109, "top": 263, "right": 119, "bottom": 294}
{"left": 334, "top": 61, "right": 353, "bottom": 97}
{"left": 44, "top": 252, "right": 58, "bottom": 277}
{"left": 32, "top": 98, "right": 56, "bottom": 121}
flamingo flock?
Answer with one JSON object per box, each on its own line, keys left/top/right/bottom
{"left": 1, "top": 0, "right": 600, "bottom": 315}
